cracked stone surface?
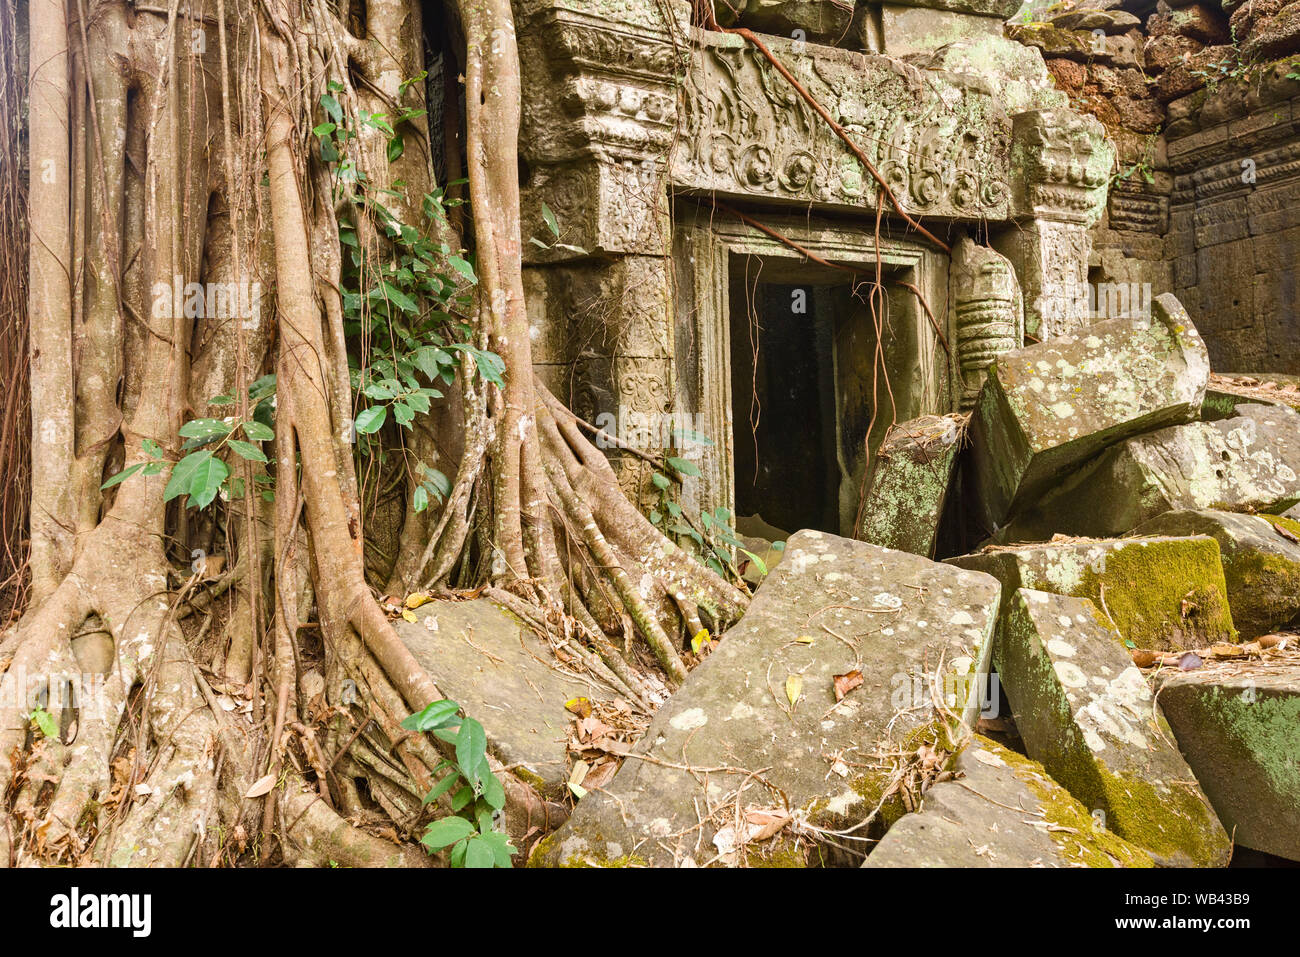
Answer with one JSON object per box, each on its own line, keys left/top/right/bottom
{"left": 994, "top": 588, "right": 1230, "bottom": 867}
{"left": 530, "top": 530, "right": 1001, "bottom": 867}
{"left": 1133, "top": 510, "right": 1300, "bottom": 638}
{"left": 395, "top": 598, "right": 601, "bottom": 799}
{"left": 969, "top": 293, "right": 1208, "bottom": 536}
{"left": 999, "top": 402, "right": 1300, "bottom": 541}
{"left": 864, "top": 735, "right": 1153, "bottom": 868}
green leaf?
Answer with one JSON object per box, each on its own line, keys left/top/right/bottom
{"left": 456, "top": 717, "right": 488, "bottom": 789}
{"left": 447, "top": 255, "right": 477, "bottom": 285}
{"left": 320, "top": 93, "right": 342, "bottom": 125}
{"left": 448, "top": 839, "right": 469, "bottom": 868}
{"left": 651, "top": 472, "right": 671, "bottom": 490}
{"left": 464, "top": 836, "right": 495, "bottom": 868}
{"left": 476, "top": 829, "right": 516, "bottom": 867}
{"left": 413, "top": 485, "right": 429, "bottom": 513}
{"left": 401, "top": 699, "right": 461, "bottom": 732}
{"left": 541, "top": 202, "right": 560, "bottom": 237}
{"left": 667, "top": 456, "right": 701, "bottom": 477}
{"left": 228, "top": 440, "right": 268, "bottom": 463}
{"left": 420, "top": 816, "right": 476, "bottom": 851}
{"left": 178, "top": 418, "right": 232, "bottom": 441}
{"left": 313, "top": 122, "right": 336, "bottom": 136}
{"left": 480, "top": 769, "right": 505, "bottom": 811}
{"left": 100, "top": 462, "right": 146, "bottom": 491}
{"left": 242, "top": 420, "right": 274, "bottom": 441}
{"left": 386, "top": 134, "right": 405, "bottom": 163}
{"left": 740, "top": 548, "right": 767, "bottom": 576}
{"left": 30, "top": 708, "right": 57, "bottom": 738}
{"left": 422, "top": 771, "right": 462, "bottom": 806}
{"left": 165, "top": 451, "right": 229, "bottom": 509}
{"left": 353, "top": 406, "right": 387, "bottom": 435}
{"left": 450, "top": 786, "right": 474, "bottom": 812}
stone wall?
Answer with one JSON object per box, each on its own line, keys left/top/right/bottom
{"left": 1014, "top": 0, "right": 1300, "bottom": 373}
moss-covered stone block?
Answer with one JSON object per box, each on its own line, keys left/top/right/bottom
{"left": 530, "top": 531, "right": 1002, "bottom": 867}
{"left": 1153, "top": 659, "right": 1300, "bottom": 862}
{"left": 998, "top": 402, "right": 1300, "bottom": 542}
{"left": 949, "top": 536, "right": 1237, "bottom": 651}
{"left": 859, "top": 413, "right": 965, "bottom": 557}
{"left": 995, "top": 589, "right": 1231, "bottom": 867}
{"left": 968, "top": 294, "right": 1209, "bottom": 536}
{"left": 1133, "top": 510, "right": 1300, "bottom": 638}
{"left": 865, "top": 735, "right": 1154, "bottom": 867}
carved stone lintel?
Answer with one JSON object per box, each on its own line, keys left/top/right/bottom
{"left": 951, "top": 237, "right": 1023, "bottom": 410}
{"left": 673, "top": 31, "right": 1012, "bottom": 221}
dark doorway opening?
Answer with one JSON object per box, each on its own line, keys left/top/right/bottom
{"left": 728, "top": 256, "right": 919, "bottom": 541}
{"left": 730, "top": 276, "right": 839, "bottom": 537}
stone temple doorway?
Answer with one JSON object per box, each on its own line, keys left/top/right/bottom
{"left": 672, "top": 206, "right": 952, "bottom": 538}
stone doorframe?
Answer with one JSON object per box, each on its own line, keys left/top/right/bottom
{"left": 670, "top": 205, "right": 951, "bottom": 528}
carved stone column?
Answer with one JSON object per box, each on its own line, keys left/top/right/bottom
{"left": 951, "top": 237, "right": 1023, "bottom": 410}
{"left": 1002, "top": 109, "right": 1113, "bottom": 341}
{"left": 517, "top": 0, "right": 689, "bottom": 497}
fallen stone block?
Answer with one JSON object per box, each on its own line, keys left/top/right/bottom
{"left": 968, "top": 293, "right": 1208, "bottom": 538}
{"left": 995, "top": 588, "right": 1231, "bottom": 866}
{"left": 864, "top": 735, "right": 1153, "bottom": 868}
{"left": 950, "top": 536, "right": 1237, "bottom": 651}
{"left": 859, "top": 413, "right": 966, "bottom": 557}
{"left": 1153, "top": 656, "right": 1300, "bottom": 862}
{"left": 395, "top": 598, "right": 600, "bottom": 799}
{"left": 1133, "top": 510, "right": 1300, "bottom": 638}
{"left": 998, "top": 402, "right": 1300, "bottom": 541}
{"left": 530, "top": 531, "right": 1002, "bottom": 867}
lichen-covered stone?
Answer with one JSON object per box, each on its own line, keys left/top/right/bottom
{"left": 1133, "top": 510, "right": 1300, "bottom": 638}
{"left": 714, "top": 0, "right": 853, "bottom": 43}
{"left": 530, "top": 531, "right": 1002, "bottom": 867}
{"left": 859, "top": 414, "right": 965, "bottom": 557}
{"left": 949, "top": 536, "right": 1237, "bottom": 650}
{"left": 395, "top": 598, "right": 595, "bottom": 800}
{"left": 1153, "top": 658, "right": 1300, "bottom": 862}
{"left": 968, "top": 294, "right": 1209, "bottom": 537}
{"left": 995, "top": 589, "right": 1231, "bottom": 867}
{"left": 864, "top": 735, "right": 1154, "bottom": 867}
{"left": 999, "top": 402, "right": 1300, "bottom": 541}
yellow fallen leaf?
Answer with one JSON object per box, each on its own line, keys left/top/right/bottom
{"left": 401, "top": 609, "right": 417, "bottom": 623}
{"left": 795, "top": 636, "right": 814, "bottom": 645}
{"left": 564, "top": 697, "right": 592, "bottom": 718}
{"left": 785, "top": 674, "right": 802, "bottom": 708}
{"left": 405, "top": 592, "right": 432, "bottom": 609}
{"left": 691, "top": 629, "right": 711, "bottom": 654}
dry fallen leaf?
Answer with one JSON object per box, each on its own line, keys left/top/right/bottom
{"left": 245, "top": 773, "right": 276, "bottom": 798}
{"left": 1130, "top": 649, "right": 1161, "bottom": 668}
{"left": 564, "top": 696, "right": 592, "bottom": 719}
{"left": 833, "top": 669, "right": 864, "bottom": 702}
{"left": 405, "top": 592, "right": 432, "bottom": 609}
{"left": 785, "top": 674, "right": 803, "bottom": 708}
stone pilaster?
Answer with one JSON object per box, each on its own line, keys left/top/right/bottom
{"left": 1003, "top": 109, "right": 1114, "bottom": 340}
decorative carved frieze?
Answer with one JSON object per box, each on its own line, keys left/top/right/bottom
{"left": 1011, "top": 109, "right": 1112, "bottom": 226}
{"left": 673, "top": 32, "right": 1011, "bottom": 220}
{"left": 951, "top": 237, "right": 1023, "bottom": 410}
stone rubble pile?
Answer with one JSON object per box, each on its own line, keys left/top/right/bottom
{"left": 402, "top": 296, "right": 1298, "bottom": 868}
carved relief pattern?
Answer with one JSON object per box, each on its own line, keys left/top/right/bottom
{"left": 674, "top": 35, "right": 1011, "bottom": 219}
{"left": 951, "top": 238, "right": 1023, "bottom": 410}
